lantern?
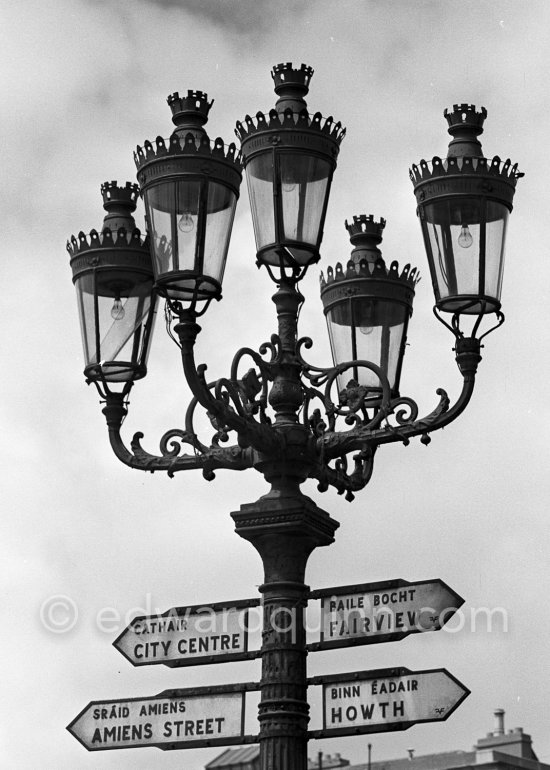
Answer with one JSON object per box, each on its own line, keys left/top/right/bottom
{"left": 320, "top": 216, "right": 418, "bottom": 396}
{"left": 236, "top": 63, "right": 345, "bottom": 276}
{"left": 135, "top": 90, "right": 243, "bottom": 308}
{"left": 410, "top": 104, "right": 522, "bottom": 316}
{"left": 68, "top": 182, "right": 157, "bottom": 384}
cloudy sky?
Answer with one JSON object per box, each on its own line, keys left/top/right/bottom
{"left": 2, "top": 0, "right": 549, "bottom": 767}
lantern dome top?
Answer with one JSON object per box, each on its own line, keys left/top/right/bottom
{"left": 410, "top": 103, "right": 523, "bottom": 205}
{"left": 134, "top": 91, "right": 242, "bottom": 184}
{"left": 410, "top": 104, "right": 523, "bottom": 210}
{"left": 235, "top": 107, "right": 346, "bottom": 148}
{"left": 320, "top": 258, "right": 420, "bottom": 292}
{"left": 67, "top": 181, "right": 148, "bottom": 263}
{"left": 409, "top": 154, "right": 522, "bottom": 194}
{"left": 235, "top": 62, "right": 345, "bottom": 151}
{"left": 321, "top": 214, "right": 419, "bottom": 292}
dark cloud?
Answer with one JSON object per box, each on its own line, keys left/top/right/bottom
{"left": 88, "top": 0, "right": 308, "bottom": 34}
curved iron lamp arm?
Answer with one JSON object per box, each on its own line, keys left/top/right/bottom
{"left": 97, "top": 267, "right": 483, "bottom": 502}
{"left": 317, "top": 337, "right": 480, "bottom": 461}
{"left": 102, "top": 392, "right": 255, "bottom": 480}
{"left": 175, "top": 314, "right": 280, "bottom": 455}
{"left": 308, "top": 445, "right": 378, "bottom": 502}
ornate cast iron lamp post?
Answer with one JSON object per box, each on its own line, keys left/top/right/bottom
{"left": 67, "top": 65, "right": 521, "bottom": 768}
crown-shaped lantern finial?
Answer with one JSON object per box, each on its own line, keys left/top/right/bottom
{"left": 100, "top": 181, "right": 140, "bottom": 233}
{"left": 271, "top": 62, "right": 314, "bottom": 113}
{"left": 443, "top": 103, "right": 488, "bottom": 158}
{"left": 167, "top": 90, "right": 214, "bottom": 141}
{"left": 345, "top": 215, "right": 387, "bottom": 264}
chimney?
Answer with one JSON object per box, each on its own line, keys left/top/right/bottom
{"left": 475, "top": 709, "right": 538, "bottom": 760}
{"left": 494, "top": 709, "right": 505, "bottom": 736}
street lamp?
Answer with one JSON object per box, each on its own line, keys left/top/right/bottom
{"left": 135, "top": 90, "right": 242, "bottom": 313}
{"left": 410, "top": 103, "right": 522, "bottom": 325}
{"left": 67, "top": 66, "right": 521, "bottom": 769}
{"left": 235, "top": 62, "right": 344, "bottom": 278}
{"left": 67, "top": 181, "right": 157, "bottom": 393}
{"left": 320, "top": 215, "right": 419, "bottom": 400}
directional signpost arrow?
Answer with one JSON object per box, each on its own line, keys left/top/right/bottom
{"left": 112, "top": 580, "right": 462, "bottom": 668}
{"left": 308, "top": 579, "right": 463, "bottom": 651}
{"left": 67, "top": 683, "right": 258, "bottom": 752}
{"left": 309, "top": 667, "right": 470, "bottom": 738}
{"left": 113, "top": 598, "right": 260, "bottom": 668}
{"left": 71, "top": 579, "right": 469, "bottom": 755}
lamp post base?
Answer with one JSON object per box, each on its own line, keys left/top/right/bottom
{"left": 232, "top": 487, "right": 339, "bottom": 770}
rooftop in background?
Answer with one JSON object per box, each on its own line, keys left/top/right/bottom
{"left": 205, "top": 745, "right": 259, "bottom": 769}
{"left": 204, "top": 710, "right": 548, "bottom": 770}
{"left": 205, "top": 746, "right": 350, "bottom": 768}
{"left": 331, "top": 709, "right": 545, "bottom": 770}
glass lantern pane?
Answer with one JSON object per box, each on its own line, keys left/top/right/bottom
{"left": 354, "top": 299, "right": 406, "bottom": 392}
{"left": 422, "top": 198, "right": 508, "bottom": 313}
{"left": 203, "top": 183, "right": 237, "bottom": 291}
{"left": 76, "top": 272, "right": 155, "bottom": 382}
{"left": 424, "top": 200, "right": 479, "bottom": 300}
{"left": 76, "top": 278, "right": 96, "bottom": 369}
{"left": 146, "top": 181, "right": 201, "bottom": 298}
{"left": 175, "top": 180, "right": 201, "bottom": 272}
{"left": 327, "top": 310, "right": 354, "bottom": 385}
{"left": 326, "top": 297, "right": 407, "bottom": 394}
{"left": 147, "top": 184, "right": 175, "bottom": 276}
{"left": 484, "top": 201, "right": 508, "bottom": 301}
{"left": 246, "top": 154, "right": 275, "bottom": 251}
{"left": 279, "top": 153, "right": 330, "bottom": 263}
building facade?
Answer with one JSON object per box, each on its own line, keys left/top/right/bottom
{"left": 205, "top": 711, "right": 548, "bottom": 770}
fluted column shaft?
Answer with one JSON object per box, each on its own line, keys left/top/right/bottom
{"left": 232, "top": 488, "right": 339, "bottom": 769}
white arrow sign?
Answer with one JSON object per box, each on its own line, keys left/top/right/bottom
{"left": 312, "top": 667, "right": 469, "bottom": 737}
{"left": 113, "top": 599, "right": 259, "bottom": 667}
{"left": 67, "top": 686, "right": 248, "bottom": 752}
{"left": 310, "top": 579, "right": 463, "bottom": 650}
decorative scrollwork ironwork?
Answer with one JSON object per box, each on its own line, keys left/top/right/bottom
{"left": 297, "top": 345, "right": 393, "bottom": 433}
{"left": 99, "top": 277, "right": 482, "bottom": 501}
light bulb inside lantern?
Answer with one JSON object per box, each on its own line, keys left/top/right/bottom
{"left": 178, "top": 212, "right": 195, "bottom": 233}
{"left": 111, "top": 297, "right": 125, "bottom": 321}
{"left": 359, "top": 307, "right": 375, "bottom": 335}
{"left": 458, "top": 224, "right": 473, "bottom": 249}
{"left": 281, "top": 175, "right": 296, "bottom": 193}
